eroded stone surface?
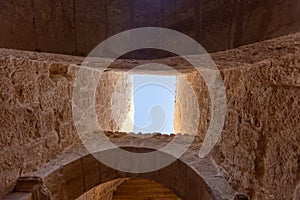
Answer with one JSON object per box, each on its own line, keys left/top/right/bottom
{"left": 27, "top": 135, "right": 224, "bottom": 200}
{"left": 109, "top": 178, "right": 180, "bottom": 200}
{"left": 76, "top": 179, "right": 127, "bottom": 200}
{"left": 0, "top": 33, "right": 299, "bottom": 199}
{"left": 211, "top": 35, "right": 300, "bottom": 200}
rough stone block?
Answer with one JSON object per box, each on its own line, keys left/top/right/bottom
{"left": 62, "top": 159, "right": 84, "bottom": 199}
{"left": 81, "top": 155, "right": 100, "bottom": 191}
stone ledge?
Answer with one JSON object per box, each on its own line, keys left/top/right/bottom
{"left": 4, "top": 177, "right": 50, "bottom": 200}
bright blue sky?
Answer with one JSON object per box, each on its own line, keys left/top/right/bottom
{"left": 133, "top": 75, "right": 176, "bottom": 134}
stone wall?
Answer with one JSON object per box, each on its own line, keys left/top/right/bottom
{"left": 173, "top": 33, "right": 300, "bottom": 199}
{"left": 76, "top": 179, "right": 126, "bottom": 200}
{"left": 77, "top": 178, "right": 182, "bottom": 200}
{"left": 174, "top": 72, "right": 210, "bottom": 140}
{"left": 0, "top": 51, "right": 132, "bottom": 198}
{"left": 112, "top": 178, "right": 180, "bottom": 199}
{"left": 0, "top": 0, "right": 299, "bottom": 56}
{"left": 0, "top": 32, "right": 299, "bottom": 199}
{"left": 0, "top": 53, "right": 79, "bottom": 197}
{"left": 211, "top": 33, "right": 300, "bottom": 199}
{"left": 96, "top": 71, "right": 133, "bottom": 132}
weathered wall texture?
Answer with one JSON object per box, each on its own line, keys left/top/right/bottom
{"left": 96, "top": 71, "right": 133, "bottom": 132}
{"left": 76, "top": 179, "right": 126, "bottom": 200}
{"left": 174, "top": 72, "right": 210, "bottom": 140}
{"left": 112, "top": 178, "right": 180, "bottom": 199}
{"left": 77, "top": 178, "right": 181, "bottom": 200}
{"left": 28, "top": 139, "right": 220, "bottom": 200}
{"left": 0, "top": 32, "right": 299, "bottom": 199}
{"left": 0, "top": 0, "right": 299, "bottom": 56}
{"left": 0, "top": 54, "right": 79, "bottom": 197}
{"left": 173, "top": 33, "right": 300, "bottom": 199}
{"left": 211, "top": 34, "right": 300, "bottom": 199}
{"left": 0, "top": 52, "right": 132, "bottom": 198}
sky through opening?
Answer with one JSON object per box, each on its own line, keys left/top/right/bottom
{"left": 133, "top": 75, "right": 176, "bottom": 134}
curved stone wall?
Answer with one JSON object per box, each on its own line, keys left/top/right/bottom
{"left": 0, "top": 32, "right": 299, "bottom": 199}
{"left": 27, "top": 147, "right": 217, "bottom": 200}
{"left": 210, "top": 33, "right": 300, "bottom": 199}
{"left": 0, "top": 0, "right": 299, "bottom": 57}
{"left": 0, "top": 51, "right": 133, "bottom": 197}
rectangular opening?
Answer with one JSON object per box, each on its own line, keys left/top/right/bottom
{"left": 132, "top": 74, "right": 177, "bottom": 134}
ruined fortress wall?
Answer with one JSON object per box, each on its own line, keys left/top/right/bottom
{"left": 0, "top": 54, "right": 79, "bottom": 196}
{"left": 0, "top": 33, "right": 299, "bottom": 199}
{"left": 211, "top": 34, "right": 300, "bottom": 199}
{"left": 0, "top": 52, "right": 132, "bottom": 197}
{"left": 173, "top": 33, "right": 300, "bottom": 199}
